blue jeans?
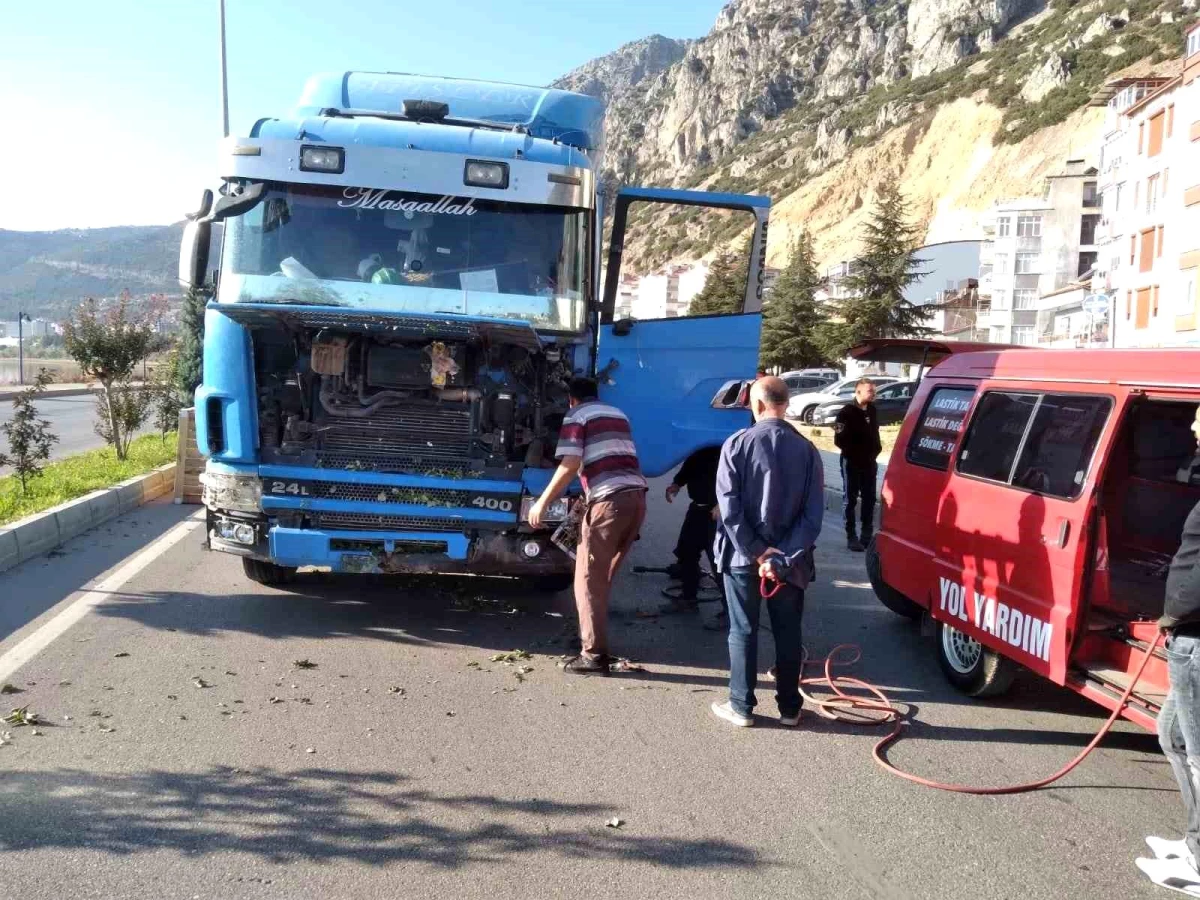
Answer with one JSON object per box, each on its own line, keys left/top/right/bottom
{"left": 841, "top": 457, "right": 877, "bottom": 539}
{"left": 724, "top": 569, "right": 804, "bottom": 719}
{"left": 1159, "top": 632, "right": 1200, "bottom": 864}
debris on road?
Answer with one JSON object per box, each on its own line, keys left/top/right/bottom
{"left": 293, "top": 659, "right": 318, "bottom": 670}
{"left": 490, "top": 650, "right": 532, "bottom": 663}
{"left": 0, "top": 684, "right": 21, "bottom": 694}
{"left": 192, "top": 677, "right": 212, "bottom": 689}
{"left": 606, "top": 817, "right": 624, "bottom": 829}
{"left": 114, "top": 652, "right": 130, "bottom": 658}
{"left": 268, "top": 697, "right": 284, "bottom": 704}
{"left": 306, "top": 747, "right": 315, "bottom": 754}
{"left": 387, "top": 686, "right": 406, "bottom": 695}
{"left": 4, "top": 706, "right": 40, "bottom": 727}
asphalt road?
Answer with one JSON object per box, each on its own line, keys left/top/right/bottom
{"left": 0, "top": 480, "right": 1184, "bottom": 899}
{"left": 0, "top": 395, "right": 152, "bottom": 474}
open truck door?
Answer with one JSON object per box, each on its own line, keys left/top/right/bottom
{"left": 596, "top": 188, "right": 770, "bottom": 477}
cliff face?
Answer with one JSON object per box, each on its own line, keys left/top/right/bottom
{"left": 553, "top": 0, "right": 1189, "bottom": 271}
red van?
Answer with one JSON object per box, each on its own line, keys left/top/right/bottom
{"left": 862, "top": 340, "right": 1200, "bottom": 731}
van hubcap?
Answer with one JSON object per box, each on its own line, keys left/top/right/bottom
{"left": 942, "top": 625, "right": 982, "bottom": 674}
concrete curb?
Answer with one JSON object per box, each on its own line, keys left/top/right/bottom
{"left": 0, "top": 386, "right": 95, "bottom": 402}
{"left": 0, "top": 462, "right": 177, "bottom": 576}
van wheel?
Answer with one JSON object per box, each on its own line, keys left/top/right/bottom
{"left": 936, "top": 622, "right": 1017, "bottom": 697}
{"left": 866, "top": 536, "right": 922, "bottom": 620}
{"left": 242, "top": 557, "right": 297, "bottom": 587}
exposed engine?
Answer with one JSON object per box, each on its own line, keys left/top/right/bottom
{"left": 252, "top": 325, "right": 574, "bottom": 476}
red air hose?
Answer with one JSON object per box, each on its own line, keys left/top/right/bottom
{"left": 796, "top": 633, "right": 1164, "bottom": 794}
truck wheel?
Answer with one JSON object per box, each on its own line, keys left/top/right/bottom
{"left": 533, "top": 573, "right": 574, "bottom": 593}
{"left": 866, "top": 536, "right": 922, "bottom": 620}
{"left": 936, "top": 622, "right": 1017, "bottom": 698}
{"left": 242, "top": 557, "right": 297, "bottom": 587}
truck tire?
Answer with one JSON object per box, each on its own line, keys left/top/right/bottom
{"left": 242, "top": 557, "right": 297, "bottom": 587}
{"left": 936, "top": 622, "right": 1017, "bottom": 698}
{"left": 866, "top": 536, "right": 922, "bottom": 620}
{"left": 533, "top": 573, "right": 574, "bottom": 593}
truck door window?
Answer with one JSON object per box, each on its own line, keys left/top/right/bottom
{"left": 957, "top": 392, "right": 1038, "bottom": 483}
{"left": 1011, "top": 394, "right": 1111, "bottom": 498}
{"left": 905, "top": 386, "right": 975, "bottom": 470}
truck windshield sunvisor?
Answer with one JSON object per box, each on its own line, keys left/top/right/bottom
{"left": 217, "top": 183, "right": 589, "bottom": 332}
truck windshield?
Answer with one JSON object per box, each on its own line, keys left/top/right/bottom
{"left": 218, "top": 183, "right": 589, "bottom": 331}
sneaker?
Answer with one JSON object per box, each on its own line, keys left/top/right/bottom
{"left": 1135, "top": 856, "right": 1200, "bottom": 895}
{"left": 562, "top": 654, "right": 609, "bottom": 676}
{"left": 848, "top": 538, "right": 865, "bottom": 552}
{"left": 779, "top": 711, "right": 802, "bottom": 727}
{"left": 1148, "top": 837, "right": 1195, "bottom": 866}
{"left": 710, "top": 700, "right": 753, "bottom": 727}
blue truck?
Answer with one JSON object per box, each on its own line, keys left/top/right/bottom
{"left": 178, "top": 71, "right": 769, "bottom": 586}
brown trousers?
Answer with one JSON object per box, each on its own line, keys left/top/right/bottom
{"left": 574, "top": 489, "right": 647, "bottom": 659}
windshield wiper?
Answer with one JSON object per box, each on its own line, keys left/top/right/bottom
{"left": 318, "top": 106, "right": 525, "bottom": 135}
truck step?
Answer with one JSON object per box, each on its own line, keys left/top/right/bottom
{"left": 1073, "top": 664, "right": 1166, "bottom": 711}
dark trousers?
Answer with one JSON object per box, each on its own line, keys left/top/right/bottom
{"left": 1158, "top": 632, "right": 1200, "bottom": 865}
{"left": 674, "top": 502, "right": 722, "bottom": 604}
{"left": 724, "top": 569, "right": 804, "bottom": 719}
{"left": 841, "top": 457, "right": 878, "bottom": 539}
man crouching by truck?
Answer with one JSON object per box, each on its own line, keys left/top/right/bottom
{"left": 528, "top": 378, "right": 647, "bottom": 676}
{"left": 1138, "top": 407, "right": 1200, "bottom": 892}
{"left": 710, "top": 376, "right": 823, "bottom": 728}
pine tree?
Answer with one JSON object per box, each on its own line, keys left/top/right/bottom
{"left": 759, "top": 230, "right": 833, "bottom": 371}
{"left": 0, "top": 370, "right": 58, "bottom": 493}
{"left": 176, "top": 287, "right": 205, "bottom": 401}
{"left": 836, "top": 183, "right": 932, "bottom": 351}
{"left": 687, "top": 236, "right": 752, "bottom": 317}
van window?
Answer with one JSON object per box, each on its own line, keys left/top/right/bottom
{"left": 906, "top": 386, "right": 976, "bottom": 470}
{"left": 958, "top": 392, "right": 1038, "bottom": 483}
{"left": 958, "top": 391, "right": 1113, "bottom": 498}
{"left": 1011, "top": 395, "right": 1111, "bottom": 498}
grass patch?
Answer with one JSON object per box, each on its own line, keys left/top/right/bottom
{"left": 792, "top": 423, "right": 901, "bottom": 462}
{"left": 0, "top": 432, "right": 177, "bottom": 526}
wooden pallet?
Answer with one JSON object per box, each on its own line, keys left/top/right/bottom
{"left": 174, "top": 407, "right": 205, "bottom": 505}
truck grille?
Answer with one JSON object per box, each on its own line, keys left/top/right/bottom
{"left": 313, "top": 511, "right": 470, "bottom": 533}
{"left": 296, "top": 481, "right": 476, "bottom": 507}
{"left": 316, "top": 403, "right": 473, "bottom": 472}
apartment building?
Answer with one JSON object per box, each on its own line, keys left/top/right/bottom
{"left": 1092, "top": 25, "right": 1200, "bottom": 348}
{"left": 977, "top": 160, "right": 1101, "bottom": 345}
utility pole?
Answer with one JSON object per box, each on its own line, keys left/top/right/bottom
{"left": 17, "top": 312, "right": 31, "bottom": 386}
{"left": 219, "top": 0, "right": 230, "bottom": 138}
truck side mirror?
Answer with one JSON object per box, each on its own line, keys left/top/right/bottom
{"left": 179, "top": 218, "right": 212, "bottom": 290}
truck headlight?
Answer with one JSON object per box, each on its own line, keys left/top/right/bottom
{"left": 520, "top": 496, "right": 569, "bottom": 524}
{"left": 201, "top": 471, "right": 262, "bottom": 513}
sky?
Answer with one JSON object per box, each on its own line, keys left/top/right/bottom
{"left": 1, "top": 0, "right": 727, "bottom": 232}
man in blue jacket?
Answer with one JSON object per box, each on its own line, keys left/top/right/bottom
{"left": 711, "top": 376, "right": 824, "bottom": 728}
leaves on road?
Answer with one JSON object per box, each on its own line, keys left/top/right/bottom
{"left": 4, "top": 706, "right": 39, "bottom": 727}
{"left": 293, "top": 659, "right": 318, "bottom": 670}
{"left": 490, "top": 650, "right": 532, "bottom": 663}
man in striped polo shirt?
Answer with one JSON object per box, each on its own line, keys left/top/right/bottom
{"left": 528, "top": 377, "right": 647, "bottom": 675}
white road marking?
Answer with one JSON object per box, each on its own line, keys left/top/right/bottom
{"left": 0, "top": 511, "right": 205, "bottom": 682}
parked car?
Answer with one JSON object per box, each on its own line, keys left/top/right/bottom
{"left": 811, "top": 381, "right": 918, "bottom": 426}
{"left": 781, "top": 368, "right": 841, "bottom": 383}
{"left": 861, "top": 337, "right": 1198, "bottom": 732}
{"left": 782, "top": 373, "right": 837, "bottom": 396}
{"left": 786, "top": 375, "right": 898, "bottom": 423}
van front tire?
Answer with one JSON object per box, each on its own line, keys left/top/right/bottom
{"left": 242, "top": 557, "right": 297, "bottom": 587}
{"left": 866, "top": 536, "right": 922, "bottom": 620}
{"left": 936, "top": 622, "right": 1017, "bottom": 697}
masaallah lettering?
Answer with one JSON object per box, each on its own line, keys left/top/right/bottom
{"left": 938, "top": 576, "right": 1053, "bottom": 663}
{"left": 337, "top": 188, "right": 478, "bottom": 216}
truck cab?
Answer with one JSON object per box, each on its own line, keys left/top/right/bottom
{"left": 180, "top": 72, "right": 768, "bottom": 586}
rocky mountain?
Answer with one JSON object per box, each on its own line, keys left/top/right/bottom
{"left": 556, "top": 0, "right": 1194, "bottom": 273}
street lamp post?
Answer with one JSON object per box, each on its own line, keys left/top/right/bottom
{"left": 17, "top": 311, "right": 31, "bottom": 386}
{"left": 219, "top": 0, "right": 230, "bottom": 138}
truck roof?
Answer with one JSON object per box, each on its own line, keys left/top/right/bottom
{"left": 250, "top": 71, "right": 604, "bottom": 165}
{"left": 930, "top": 347, "right": 1200, "bottom": 389}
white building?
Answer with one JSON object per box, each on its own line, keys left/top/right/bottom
{"left": 978, "top": 160, "right": 1100, "bottom": 346}
{"left": 626, "top": 261, "right": 711, "bottom": 320}
{"left": 1092, "top": 25, "right": 1200, "bottom": 348}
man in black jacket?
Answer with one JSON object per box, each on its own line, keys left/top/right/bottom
{"left": 663, "top": 446, "right": 724, "bottom": 621}
{"left": 833, "top": 378, "right": 882, "bottom": 552}
{"left": 1140, "top": 406, "right": 1200, "bottom": 890}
